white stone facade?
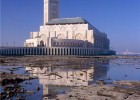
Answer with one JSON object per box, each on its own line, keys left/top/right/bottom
{"left": 25, "top": 21, "right": 110, "bottom": 50}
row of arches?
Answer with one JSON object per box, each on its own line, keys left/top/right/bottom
{"left": 1, "top": 47, "right": 95, "bottom": 56}
{"left": 52, "top": 42, "right": 84, "bottom": 47}
{"left": 40, "top": 33, "right": 85, "bottom": 40}
{"left": 58, "top": 33, "right": 84, "bottom": 40}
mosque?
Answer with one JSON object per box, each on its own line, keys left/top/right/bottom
{"left": 0, "top": 0, "right": 115, "bottom": 55}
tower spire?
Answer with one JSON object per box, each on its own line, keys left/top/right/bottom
{"left": 44, "top": 0, "right": 59, "bottom": 25}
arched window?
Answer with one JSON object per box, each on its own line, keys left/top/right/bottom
{"left": 75, "top": 33, "right": 84, "bottom": 40}
{"left": 61, "top": 42, "right": 63, "bottom": 46}
{"left": 53, "top": 42, "right": 55, "bottom": 46}
{"left": 57, "top": 42, "right": 59, "bottom": 46}
{"left": 57, "top": 34, "right": 65, "bottom": 39}
{"left": 40, "top": 40, "right": 44, "bottom": 47}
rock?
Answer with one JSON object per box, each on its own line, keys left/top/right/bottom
{"left": 6, "top": 94, "right": 11, "bottom": 99}
{"left": 26, "top": 91, "right": 34, "bottom": 95}
{"left": 0, "top": 60, "right": 5, "bottom": 63}
{"left": 96, "top": 80, "right": 106, "bottom": 85}
{"left": 36, "top": 86, "right": 40, "bottom": 91}
{"left": 69, "top": 95, "right": 73, "bottom": 97}
{"left": 46, "top": 94, "right": 52, "bottom": 97}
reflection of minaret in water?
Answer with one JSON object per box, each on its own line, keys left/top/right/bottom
{"left": 26, "top": 61, "right": 109, "bottom": 99}
{"left": 43, "top": 84, "right": 48, "bottom": 100}
{"left": 93, "top": 60, "right": 109, "bottom": 80}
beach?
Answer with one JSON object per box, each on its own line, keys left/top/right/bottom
{"left": 0, "top": 55, "right": 140, "bottom": 100}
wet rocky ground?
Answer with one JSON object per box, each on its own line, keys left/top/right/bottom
{"left": 0, "top": 55, "right": 140, "bottom": 66}
{"left": 0, "top": 55, "right": 140, "bottom": 100}
{"left": 56, "top": 81, "right": 140, "bottom": 100}
{"left": 0, "top": 71, "right": 37, "bottom": 99}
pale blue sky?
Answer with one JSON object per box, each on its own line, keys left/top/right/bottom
{"left": 1, "top": 0, "right": 140, "bottom": 53}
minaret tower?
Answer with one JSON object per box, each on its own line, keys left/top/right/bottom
{"left": 44, "top": 0, "right": 59, "bottom": 25}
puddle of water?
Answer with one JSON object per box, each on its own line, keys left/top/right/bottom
{"left": 0, "top": 57, "right": 140, "bottom": 99}
{"left": 0, "top": 66, "right": 25, "bottom": 75}
{"left": 107, "top": 58, "right": 140, "bottom": 81}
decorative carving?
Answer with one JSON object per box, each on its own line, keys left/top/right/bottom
{"left": 44, "top": 0, "right": 59, "bottom": 24}
{"left": 50, "top": 0, "right": 58, "bottom": 3}
{"left": 44, "top": 0, "right": 48, "bottom": 3}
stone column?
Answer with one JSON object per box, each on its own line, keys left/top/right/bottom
{"left": 50, "top": 48, "right": 52, "bottom": 55}
{"left": 47, "top": 48, "right": 49, "bottom": 55}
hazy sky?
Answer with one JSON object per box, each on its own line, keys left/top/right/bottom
{"left": 1, "top": 0, "right": 140, "bottom": 53}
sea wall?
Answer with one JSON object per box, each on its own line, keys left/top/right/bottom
{"left": 0, "top": 47, "right": 116, "bottom": 56}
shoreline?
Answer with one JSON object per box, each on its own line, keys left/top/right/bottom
{"left": 0, "top": 55, "right": 140, "bottom": 66}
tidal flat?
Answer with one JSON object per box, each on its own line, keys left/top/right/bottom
{"left": 0, "top": 55, "right": 140, "bottom": 100}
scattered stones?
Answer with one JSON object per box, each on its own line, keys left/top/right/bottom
{"left": 0, "top": 72, "right": 37, "bottom": 99}
{"left": 56, "top": 81, "right": 140, "bottom": 100}
{"left": 0, "top": 72, "right": 36, "bottom": 86}
{"left": 113, "top": 80, "right": 140, "bottom": 88}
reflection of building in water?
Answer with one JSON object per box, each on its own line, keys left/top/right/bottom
{"left": 26, "top": 62, "right": 108, "bottom": 99}
{"left": 26, "top": 67, "right": 94, "bottom": 86}
{"left": 93, "top": 61, "right": 109, "bottom": 80}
